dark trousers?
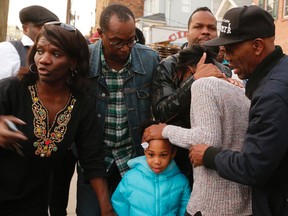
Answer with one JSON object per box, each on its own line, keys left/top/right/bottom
{"left": 76, "top": 164, "right": 101, "bottom": 216}
{"left": 106, "top": 161, "right": 122, "bottom": 195}
{"left": 49, "top": 149, "right": 77, "bottom": 216}
{"left": 76, "top": 161, "right": 121, "bottom": 216}
{"left": 174, "top": 147, "right": 193, "bottom": 187}
{"left": 185, "top": 211, "right": 202, "bottom": 216}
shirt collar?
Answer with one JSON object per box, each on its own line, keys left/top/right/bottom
{"left": 21, "top": 35, "right": 34, "bottom": 47}
{"left": 100, "top": 45, "right": 131, "bottom": 71}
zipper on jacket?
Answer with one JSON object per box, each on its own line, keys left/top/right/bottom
{"left": 155, "top": 175, "right": 159, "bottom": 216}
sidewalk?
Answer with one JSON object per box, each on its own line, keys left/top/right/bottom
{"left": 67, "top": 170, "right": 77, "bottom": 215}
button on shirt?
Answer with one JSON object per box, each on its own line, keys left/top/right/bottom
{"left": 0, "top": 35, "right": 33, "bottom": 79}
{"left": 100, "top": 48, "right": 135, "bottom": 176}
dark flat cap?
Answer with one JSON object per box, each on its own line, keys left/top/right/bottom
{"left": 19, "top": 5, "right": 59, "bottom": 25}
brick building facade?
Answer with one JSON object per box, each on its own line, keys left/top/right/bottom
{"left": 273, "top": 0, "right": 288, "bottom": 54}
{"left": 253, "top": 0, "right": 288, "bottom": 53}
{"left": 94, "top": 0, "right": 144, "bottom": 31}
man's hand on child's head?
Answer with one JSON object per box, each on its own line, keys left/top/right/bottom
{"left": 143, "top": 123, "right": 167, "bottom": 142}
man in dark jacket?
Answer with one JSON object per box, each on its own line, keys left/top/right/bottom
{"left": 151, "top": 7, "right": 232, "bottom": 185}
{"left": 190, "top": 5, "right": 288, "bottom": 216}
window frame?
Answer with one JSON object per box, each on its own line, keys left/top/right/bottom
{"left": 284, "top": 0, "right": 288, "bottom": 18}
{"left": 259, "top": 0, "right": 279, "bottom": 19}
{"left": 181, "top": 0, "right": 191, "bottom": 13}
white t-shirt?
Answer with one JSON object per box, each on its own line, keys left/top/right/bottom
{"left": 0, "top": 35, "right": 33, "bottom": 80}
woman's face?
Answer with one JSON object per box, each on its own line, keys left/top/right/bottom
{"left": 34, "top": 36, "right": 76, "bottom": 84}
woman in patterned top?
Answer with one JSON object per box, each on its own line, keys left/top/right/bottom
{"left": 0, "top": 22, "right": 115, "bottom": 216}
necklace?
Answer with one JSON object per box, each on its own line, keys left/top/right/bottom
{"left": 28, "top": 84, "right": 76, "bottom": 157}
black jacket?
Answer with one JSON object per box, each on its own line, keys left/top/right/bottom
{"left": 204, "top": 46, "right": 288, "bottom": 216}
{"left": 152, "top": 54, "right": 232, "bottom": 127}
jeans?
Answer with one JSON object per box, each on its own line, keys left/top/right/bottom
{"left": 76, "top": 161, "right": 122, "bottom": 216}
{"left": 76, "top": 164, "right": 101, "bottom": 216}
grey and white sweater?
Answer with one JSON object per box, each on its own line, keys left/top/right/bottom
{"left": 162, "top": 77, "right": 252, "bottom": 216}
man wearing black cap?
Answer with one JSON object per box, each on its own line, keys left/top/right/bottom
{"left": 0, "top": 5, "right": 59, "bottom": 79}
{"left": 190, "top": 5, "right": 288, "bottom": 216}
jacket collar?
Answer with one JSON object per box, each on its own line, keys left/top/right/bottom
{"left": 245, "top": 46, "right": 284, "bottom": 100}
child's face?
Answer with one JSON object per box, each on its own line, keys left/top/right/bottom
{"left": 144, "top": 139, "right": 176, "bottom": 174}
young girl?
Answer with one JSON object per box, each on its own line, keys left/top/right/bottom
{"left": 112, "top": 122, "right": 191, "bottom": 216}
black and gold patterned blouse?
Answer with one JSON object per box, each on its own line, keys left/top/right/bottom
{"left": 0, "top": 77, "right": 105, "bottom": 215}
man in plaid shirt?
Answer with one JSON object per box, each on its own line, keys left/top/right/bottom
{"left": 76, "top": 3, "right": 160, "bottom": 216}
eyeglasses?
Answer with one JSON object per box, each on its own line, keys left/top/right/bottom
{"left": 44, "top": 21, "right": 77, "bottom": 33}
{"left": 103, "top": 32, "right": 136, "bottom": 49}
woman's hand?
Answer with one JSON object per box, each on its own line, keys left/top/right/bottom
{"left": 0, "top": 115, "right": 27, "bottom": 151}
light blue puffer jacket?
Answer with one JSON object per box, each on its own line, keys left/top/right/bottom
{"left": 111, "top": 156, "right": 191, "bottom": 216}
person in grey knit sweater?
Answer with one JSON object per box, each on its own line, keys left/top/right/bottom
{"left": 143, "top": 46, "right": 252, "bottom": 216}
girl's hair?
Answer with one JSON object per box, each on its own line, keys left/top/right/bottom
{"left": 176, "top": 45, "right": 217, "bottom": 72}
{"left": 19, "top": 23, "right": 90, "bottom": 91}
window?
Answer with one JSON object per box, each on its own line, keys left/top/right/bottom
{"left": 182, "top": 0, "right": 191, "bottom": 13}
{"left": 259, "top": 0, "right": 278, "bottom": 19}
{"left": 284, "top": 0, "right": 288, "bottom": 17}
{"left": 145, "top": 0, "right": 153, "bottom": 13}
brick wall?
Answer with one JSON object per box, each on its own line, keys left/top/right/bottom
{"left": 274, "top": 0, "right": 288, "bottom": 54}
{"left": 94, "top": 0, "right": 144, "bottom": 31}
{"left": 253, "top": 0, "right": 288, "bottom": 53}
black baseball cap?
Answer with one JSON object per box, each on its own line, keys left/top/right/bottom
{"left": 19, "top": 5, "right": 59, "bottom": 26}
{"left": 203, "top": 5, "right": 275, "bottom": 46}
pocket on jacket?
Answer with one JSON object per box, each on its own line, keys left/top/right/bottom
{"left": 137, "top": 88, "right": 151, "bottom": 107}
{"left": 137, "top": 90, "right": 150, "bottom": 99}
